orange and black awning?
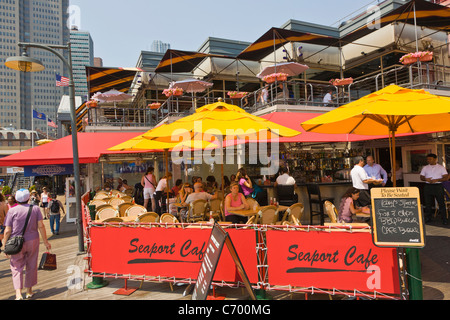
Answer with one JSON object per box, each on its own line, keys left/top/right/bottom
{"left": 237, "top": 27, "right": 340, "bottom": 61}
{"left": 86, "top": 66, "right": 142, "bottom": 97}
{"left": 155, "top": 49, "right": 233, "bottom": 73}
{"left": 341, "top": 0, "right": 450, "bottom": 44}
{"left": 237, "top": 0, "right": 450, "bottom": 61}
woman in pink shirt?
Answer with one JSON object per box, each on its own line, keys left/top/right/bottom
{"left": 141, "top": 166, "right": 156, "bottom": 212}
{"left": 224, "top": 182, "right": 249, "bottom": 224}
{"left": 338, "top": 187, "right": 370, "bottom": 223}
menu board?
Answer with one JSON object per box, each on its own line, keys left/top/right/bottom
{"left": 371, "top": 187, "right": 425, "bottom": 248}
{"left": 192, "top": 223, "right": 255, "bottom": 300}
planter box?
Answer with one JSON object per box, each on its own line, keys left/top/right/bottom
{"left": 420, "top": 55, "right": 433, "bottom": 62}
{"left": 332, "top": 79, "right": 353, "bottom": 86}
{"left": 401, "top": 57, "right": 418, "bottom": 65}
{"left": 228, "top": 93, "right": 247, "bottom": 99}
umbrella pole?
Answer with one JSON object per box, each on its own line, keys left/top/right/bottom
{"left": 165, "top": 149, "right": 170, "bottom": 214}
{"left": 391, "top": 129, "right": 396, "bottom": 188}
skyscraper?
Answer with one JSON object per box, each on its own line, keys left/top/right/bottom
{"left": 0, "top": 0, "right": 69, "bottom": 132}
{"left": 70, "top": 26, "right": 94, "bottom": 101}
{"left": 151, "top": 40, "right": 170, "bottom": 53}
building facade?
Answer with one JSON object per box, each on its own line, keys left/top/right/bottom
{"left": 70, "top": 26, "right": 94, "bottom": 101}
{"left": 0, "top": 0, "right": 69, "bottom": 133}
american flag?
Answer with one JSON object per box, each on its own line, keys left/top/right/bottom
{"left": 48, "top": 118, "right": 58, "bottom": 128}
{"left": 56, "top": 74, "right": 69, "bottom": 87}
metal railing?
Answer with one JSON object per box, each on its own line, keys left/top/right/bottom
{"left": 85, "top": 62, "right": 450, "bottom": 128}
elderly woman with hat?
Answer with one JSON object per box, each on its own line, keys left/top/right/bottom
{"left": 3, "top": 189, "right": 51, "bottom": 300}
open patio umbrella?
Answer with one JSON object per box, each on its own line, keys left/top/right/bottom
{"left": 256, "top": 61, "right": 309, "bottom": 78}
{"left": 92, "top": 89, "right": 133, "bottom": 119}
{"left": 169, "top": 78, "right": 213, "bottom": 93}
{"left": 139, "top": 99, "right": 301, "bottom": 216}
{"left": 109, "top": 135, "right": 218, "bottom": 213}
{"left": 301, "top": 84, "right": 450, "bottom": 186}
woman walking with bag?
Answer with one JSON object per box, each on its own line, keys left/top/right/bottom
{"left": 3, "top": 189, "right": 51, "bottom": 300}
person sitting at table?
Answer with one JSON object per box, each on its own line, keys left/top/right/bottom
{"left": 236, "top": 167, "right": 253, "bottom": 198}
{"left": 171, "top": 179, "right": 183, "bottom": 197}
{"left": 206, "top": 176, "right": 218, "bottom": 193}
{"left": 338, "top": 187, "right": 370, "bottom": 223}
{"left": 224, "top": 182, "right": 249, "bottom": 224}
{"left": 184, "top": 182, "right": 218, "bottom": 206}
{"left": 119, "top": 179, "right": 132, "bottom": 193}
{"left": 221, "top": 176, "right": 231, "bottom": 194}
{"left": 170, "top": 183, "right": 192, "bottom": 219}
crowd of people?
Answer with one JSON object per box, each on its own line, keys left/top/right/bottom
{"left": 343, "top": 153, "right": 449, "bottom": 225}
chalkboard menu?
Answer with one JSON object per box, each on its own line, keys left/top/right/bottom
{"left": 192, "top": 223, "right": 255, "bottom": 300}
{"left": 371, "top": 187, "right": 425, "bottom": 248}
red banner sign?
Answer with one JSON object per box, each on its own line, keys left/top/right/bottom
{"left": 266, "top": 230, "right": 400, "bottom": 295}
{"left": 89, "top": 226, "right": 258, "bottom": 283}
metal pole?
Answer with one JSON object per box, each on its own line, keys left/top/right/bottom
{"left": 406, "top": 248, "right": 423, "bottom": 300}
{"left": 18, "top": 42, "right": 84, "bottom": 254}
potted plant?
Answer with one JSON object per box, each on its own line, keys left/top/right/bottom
{"left": 86, "top": 100, "right": 98, "bottom": 108}
{"left": 400, "top": 51, "right": 433, "bottom": 64}
{"left": 329, "top": 77, "right": 353, "bottom": 86}
{"left": 262, "top": 73, "right": 289, "bottom": 83}
{"left": 148, "top": 102, "right": 161, "bottom": 110}
{"left": 162, "top": 88, "right": 184, "bottom": 97}
{"left": 227, "top": 91, "right": 248, "bottom": 99}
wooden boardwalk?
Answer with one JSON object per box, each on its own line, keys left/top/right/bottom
{"left": 0, "top": 216, "right": 449, "bottom": 300}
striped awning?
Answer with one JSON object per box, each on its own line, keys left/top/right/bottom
{"left": 237, "top": 0, "right": 450, "bottom": 61}
{"left": 86, "top": 66, "right": 142, "bottom": 97}
{"left": 154, "top": 49, "right": 233, "bottom": 73}
{"left": 341, "top": 0, "right": 450, "bottom": 44}
{"left": 237, "top": 27, "right": 340, "bottom": 61}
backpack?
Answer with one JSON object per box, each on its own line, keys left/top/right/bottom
{"left": 50, "top": 200, "right": 60, "bottom": 213}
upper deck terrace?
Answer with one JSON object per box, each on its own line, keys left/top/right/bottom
{"left": 81, "top": 61, "right": 450, "bottom": 132}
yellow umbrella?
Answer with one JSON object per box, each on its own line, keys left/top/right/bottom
{"left": 131, "top": 99, "right": 302, "bottom": 216}
{"left": 301, "top": 85, "right": 450, "bottom": 186}
{"left": 142, "top": 100, "right": 301, "bottom": 142}
{"left": 108, "top": 135, "right": 219, "bottom": 213}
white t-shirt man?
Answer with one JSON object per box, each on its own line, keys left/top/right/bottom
{"left": 420, "top": 163, "right": 448, "bottom": 184}
{"left": 276, "top": 173, "right": 296, "bottom": 186}
{"left": 351, "top": 165, "right": 370, "bottom": 190}
{"left": 323, "top": 92, "right": 333, "bottom": 106}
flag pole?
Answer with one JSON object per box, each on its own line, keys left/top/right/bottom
{"left": 31, "top": 105, "right": 35, "bottom": 148}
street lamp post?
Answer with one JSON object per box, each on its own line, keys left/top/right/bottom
{"left": 5, "top": 42, "right": 85, "bottom": 254}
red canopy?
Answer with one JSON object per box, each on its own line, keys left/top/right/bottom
{"left": 0, "top": 132, "right": 146, "bottom": 167}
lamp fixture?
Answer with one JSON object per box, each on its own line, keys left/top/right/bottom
{"left": 4, "top": 48, "right": 45, "bottom": 72}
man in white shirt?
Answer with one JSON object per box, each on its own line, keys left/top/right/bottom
{"left": 420, "top": 153, "right": 449, "bottom": 224}
{"left": 275, "top": 167, "right": 296, "bottom": 186}
{"left": 322, "top": 90, "right": 334, "bottom": 107}
{"left": 351, "top": 156, "right": 377, "bottom": 207}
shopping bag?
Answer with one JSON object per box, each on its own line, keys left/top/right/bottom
{"left": 38, "top": 252, "right": 57, "bottom": 270}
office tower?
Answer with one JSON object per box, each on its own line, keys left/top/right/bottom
{"left": 151, "top": 40, "right": 170, "bottom": 53}
{"left": 70, "top": 26, "right": 94, "bottom": 101}
{"left": 0, "top": 0, "right": 69, "bottom": 132}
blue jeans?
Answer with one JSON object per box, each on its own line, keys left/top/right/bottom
{"left": 49, "top": 214, "right": 61, "bottom": 234}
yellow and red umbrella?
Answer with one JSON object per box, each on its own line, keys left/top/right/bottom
{"left": 301, "top": 85, "right": 450, "bottom": 185}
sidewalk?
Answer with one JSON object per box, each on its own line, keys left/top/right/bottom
{"left": 0, "top": 213, "right": 449, "bottom": 300}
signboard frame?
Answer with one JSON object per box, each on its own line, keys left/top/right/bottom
{"left": 192, "top": 223, "right": 256, "bottom": 301}
{"left": 371, "top": 187, "right": 425, "bottom": 248}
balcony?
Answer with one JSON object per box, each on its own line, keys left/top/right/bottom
{"left": 83, "top": 61, "right": 450, "bottom": 131}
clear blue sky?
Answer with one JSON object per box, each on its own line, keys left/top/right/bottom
{"left": 69, "top": 0, "right": 379, "bottom": 68}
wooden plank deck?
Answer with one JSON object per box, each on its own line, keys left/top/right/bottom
{"left": 1, "top": 215, "right": 449, "bottom": 300}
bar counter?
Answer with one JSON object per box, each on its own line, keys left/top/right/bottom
{"left": 261, "top": 180, "right": 353, "bottom": 224}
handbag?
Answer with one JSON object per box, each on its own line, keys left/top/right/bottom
{"left": 3, "top": 205, "right": 33, "bottom": 255}
{"left": 39, "top": 252, "right": 57, "bottom": 270}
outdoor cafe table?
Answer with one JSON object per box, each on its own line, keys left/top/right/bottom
{"left": 228, "top": 205, "right": 289, "bottom": 218}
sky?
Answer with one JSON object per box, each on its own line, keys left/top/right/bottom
{"left": 69, "top": 0, "right": 381, "bottom": 68}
